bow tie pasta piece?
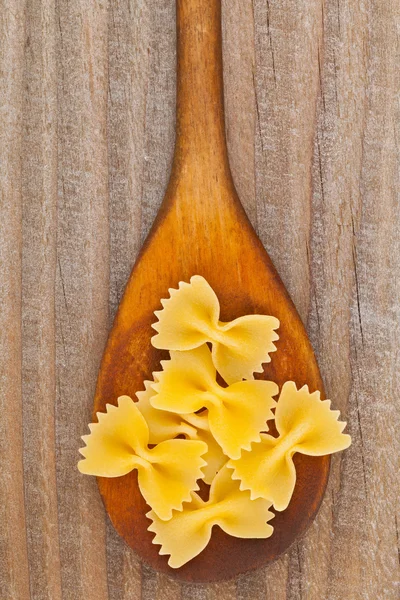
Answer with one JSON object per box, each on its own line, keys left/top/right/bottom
{"left": 183, "top": 412, "right": 228, "bottom": 484}
{"left": 147, "top": 465, "right": 274, "bottom": 568}
{"left": 78, "top": 396, "right": 207, "bottom": 520}
{"left": 151, "top": 275, "right": 280, "bottom": 384}
{"left": 212, "top": 316, "right": 279, "bottom": 385}
{"left": 136, "top": 383, "right": 226, "bottom": 484}
{"left": 166, "top": 410, "right": 228, "bottom": 484}
{"left": 228, "top": 382, "right": 351, "bottom": 511}
{"left": 151, "top": 345, "right": 278, "bottom": 459}
{"left": 152, "top": 275, "right": 220, "bottom": 350}
{"left": 136, "top": 381, "right": 193, "bottom": 443}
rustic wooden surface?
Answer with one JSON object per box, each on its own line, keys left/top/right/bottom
{"left": 0, "top": 0, "right": 399, "bottom": 597}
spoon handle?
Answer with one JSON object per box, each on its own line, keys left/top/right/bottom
{"left": 174, "top": 0, "right": 230, "bottom": 182}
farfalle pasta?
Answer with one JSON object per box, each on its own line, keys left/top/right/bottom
{"left": 151, "top": 344, "right": 278, "bottom": 459}
{"left": 136, "top": 380, "right": 194, "bottom": 443}
{"left": 228, "top": 382, "right": 352, "bottom": 511}
{"left": 136, "top": 381, "right": 226, "bottom": 484}
{"left": 147, "top": 465, "right": 274, "bottom": 568}
{"left": 78, "top": 276, "right": 351, "bottom": 569}
{"left": 151, "top": 275, "right": 280, "bottom": 384}
{"left": 78, "top": 396, "right": 207, "bottom": 520}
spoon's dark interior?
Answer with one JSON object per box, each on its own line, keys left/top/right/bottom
{"left": 92, "top": 0, "right": 329, "bottom": 582}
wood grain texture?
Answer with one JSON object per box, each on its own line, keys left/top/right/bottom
{"left": 22, "top": 0, "right": 61, "bottom": 599}
{"left": 0, "top": 0, "right": 398, "bottom": 597}
{"left": 55, "top": 0, "right": 110, "bottom": 598}
{"left": 0, "top": 1, "right": 30, "bottom": 599}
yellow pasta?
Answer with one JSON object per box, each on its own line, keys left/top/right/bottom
{"left": 136, "top": 382, "right": 226, "bottom": 484}
{"left": 147, "top": 465, "right": 274, "bottom": 568}
{"left": 151, "top": 344, "right": 278, "bottom": 459}
{"left": 151, "top": 275, "right": 280, "bottom": 384}
{"left": 228, "top": 382, "right": 351, "bottom": 511}
{"left": 78, "top": 396, "right": 207, "bottom": 520}
{"left": 136, "top": 380, "right": 192, "bottom": 442}
{"left": 78, "top": 274, "right": 352, "bottom": 568}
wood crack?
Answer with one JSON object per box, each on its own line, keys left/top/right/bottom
{"left": 317, "top": 133, "right": 325, "bottom": 203}
{"left": 336, "top": 0, "right": 341, "bottom": 37}
{"left": 297, "top": 542, "right": 303, "bottom": 600}
{"left": 351, "top": 215, "right": 365, "bottom": 348}
{"left": 57, "top": 257, "right": 69, "bottom": 318}
{"left": 318, "top": 45, "right": 326, "bottom": 113}
{"left": 266, "top": 0, "right": 277, "bottom": 86}
{"left": 354, "top": 391, "right": 368, "bottom": 495}
{"left": 395, "top": 515, "right": 400, "bottom": 568}
{"left": 253, "top": 70, "right": 265, "bottom": 155}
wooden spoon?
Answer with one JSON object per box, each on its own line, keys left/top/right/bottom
{"left": 93, "top": 0, "right": 329, "bottom": 583}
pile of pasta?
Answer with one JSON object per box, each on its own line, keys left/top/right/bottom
{"left": 78, "top": 275, "right": 351, "bottom": 568}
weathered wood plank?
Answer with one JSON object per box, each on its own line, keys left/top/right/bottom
{"left": 0, "top": 2, "right": 30, "bottom": 599}
{"left": 253, "top": 0, "right": 323, "bottom": 323}
{"left": 108, "top": 0, "right": 151, "bottom": 318}
{"left": 55, "top": 0, "right": 110, "bottom": 597}
{"left": 305, "top": 0, "right": 400, "bottom": 598}
{"left": 21, "top": 0, "right": 61, "bottom": 598}
{"left": 138, "top": 0, "right": 176, "bottom": 242}
{"left": 308, "top": 0, "right": 400, "bottom": 597}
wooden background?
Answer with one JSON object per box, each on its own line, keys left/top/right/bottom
{"left": 1, "top": 0, "right": 399, "bottom": 598}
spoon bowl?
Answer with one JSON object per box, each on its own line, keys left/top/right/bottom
{"left": 93, "top": 0, "right": 329, "bottom": 582}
